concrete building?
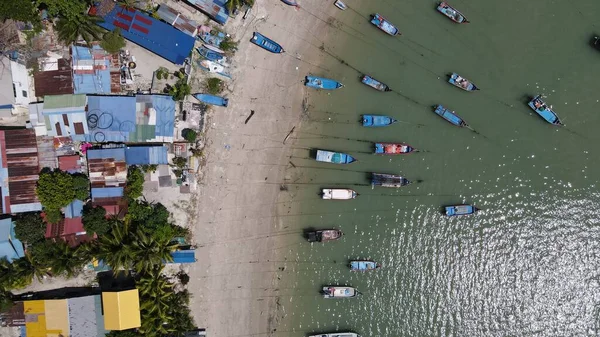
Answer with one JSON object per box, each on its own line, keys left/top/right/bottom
{"left": 0, "top": 58, "right": 31, "bottom": 117}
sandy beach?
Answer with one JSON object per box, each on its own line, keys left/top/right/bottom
{"left": 187, "top": 1, "right": 339, "bottom": 335}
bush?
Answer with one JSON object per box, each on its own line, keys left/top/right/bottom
{"left": 219, "top": 36, "right": 238, "bottom": 52}
{"left": 36, "top": 169, "right": 75, "bottom": 210}
{"left": 168, "top": 78, "right": 191, "bottom": 101}
{"left": 44, "top": 208, "right": 63, "bottom": 225}
{"left": 82, "top": 204, "right": 111, "bottom": 236}
{"left": 172, "top": 157, "right": 187, "bottom": 169}
{"left": 125, "top": 166, "right": 145, "bottom": 199}
{"left": 100, "top": 27, "right": 126, "bottom": 54}
{"left": 72, "top": 174, "right": 90, "bottom": 201}
{"left": 182, "top": 128, "right": 197, "bottom": 143}
{"left": 13, "top": 213, "right": 46, "bottom": 245}
{"left": 140, "top": 164, "right": 158, "bottom": 173}
{"left": 178, "top": 272, "right": 190, "bottom": 285}
{"left": 206, "top": 77, "right": 223, "bottom": 95}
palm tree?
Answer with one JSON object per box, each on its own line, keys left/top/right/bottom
{"left": 130, "top": 229, "right": 177, "bottom": 274}
{"left": 117, "top": 0, "right": 137, "bottom": 10}
{"left": 225, "top": 0, "right": 242, "bottom": 13}
{"left": 55, "top": 15, "right": 105, "bottom": 46}
{"left": 96, "top": 222, "right": 136, "bottom": 272}
{"left": 11, "top": 253, "right": 50, "bottom": 283}
{"left": 44, "top": 241, "right": 88, "bottom": 278}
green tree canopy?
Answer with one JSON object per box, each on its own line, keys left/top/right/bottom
{"left": 55, "top": 14, "right": 105, "bottom": 46}
{"left": 100, "top": 27, "right": 126, "bottom": 54}
{"left": 82, "top": 204, "right": 111, "bottom": 236}
{"left": 125, "top": 166, "right": 145, "bottom": 199}
{"left": 182, "top": 128, "right": 197, "bottom": 143}
{"left": 30, "top": 240, "right": 88, "bottom": 278}
{"left": 36, "top": 0, "right": 88, "bottom": 21}
{"left": 36, "top": 169, "right": 75, "bottom": 210}
{"left": 0, "top": 1, "right": 41, "bottom": 30}
{"left": 73, "top": 174, "right": 91, "bottom": 201}
{"left": 13, "top": 212, "right": 46, "bottom": 245}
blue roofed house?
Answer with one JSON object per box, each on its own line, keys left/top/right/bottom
{"left": 42, "top": 94, "right": 89, "bottom": 141}
{"left": 0, "top": 218, "right": 25, "bottom": 263}
{"left": 72, "top": 45, "right": 121, "bottom": 95}
{"left": 90, "top": 0, "right": 195, "bottom": 64}
{"left": 63, "top": 199, "right": 84, "bottom": 218}
{"left": 125, "top": 146, "right": 168, "bottom": 165}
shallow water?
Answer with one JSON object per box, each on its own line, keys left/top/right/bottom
{"left": 274, "top": 0, "right": 600, "bottom": 336}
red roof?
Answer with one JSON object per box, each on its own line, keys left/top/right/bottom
{"left": 45, "top": 216, "right": 94, "bottom": 247}
{"left": 58, "top": 155, "right": 80, "bottom": 172}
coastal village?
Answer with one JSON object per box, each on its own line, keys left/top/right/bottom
{"left": 0, "top": 0, "right": 250, "bottom": 336}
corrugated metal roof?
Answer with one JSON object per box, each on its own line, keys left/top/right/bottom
{"left": 68, "top": 296, "right": 100, "bottom": 337}
{"left": 0, "top": 218, "right": 25, "bottom": 263}
{"left": 91, "top": 187, "right": 123, "bottom": 199}
{"left": 72, "top": 45, "right": 119, "bottom": 94}
{"left": 101, "top": 290, "right": 141, "bottom": 330}
{"left": 58, "top": 154, "right": 80, "bottom": 172}
{"left": 43, "top": 94, "right": 87, "bottom": 110}
{"left": 87, "top": 148, "right": 127, "bottom": 199}
{"left": 91, "top": 1, "right": 196, "bottom": 64}
{"left": 186, "top": 0, "right": 229, "bottom": 24}
{"left": 33, "top": 58, "right": 74, "bottom": 97}
{"left": 64, "top": 199, "right": 84, "bottom": 218}
{"left": 125, "top": 146, "right": 168, "bottom": 165}
{"left": 156, "top": 4, "right": 198, "bottom": 37}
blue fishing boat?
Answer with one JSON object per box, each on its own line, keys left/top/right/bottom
{"left": 315, "top": 150, "right": 356, "bottom": 164}
{"left": 444, "top": 204, "right": 478, "bottom": 216}
{"left": 361, "top": 114, "right": 397, "bottom": 127}
{"left": 198, "top": 30, "right": 226, "bottom": 47}
{"left": 349, "top": 260, "right": 381, "bottom": 272}
{"left": 437, "top": 2, "right": 469, "bottom": 23}
{"left": 193, "top": 93, "right": 229, "bottom": 107}
{"left": 448, "top": 73, "right": 479, "bottom": 91}
{"left": 527, "top": 95, "right": 563, "bottom": 126}
{"left": 304, "top": 75, "right": 344, "bottom": 90}
{"left": 433, "top": 105, "right": 468, "bottom": 127}
{"left": 196, "top": 46, "right": 224, "bottom": 62}
{"left": 361, "top": 75, "right": 391, "bottom": 92}
{"left": 370, "top": 13, "right": 400, "bottom": 36}
{"left": 371, "top": 173, "right": 411, "bottom": 188}
{"left": 281, "top": 0, "right": 299, "bottom": 6}
{"left": 250, "top": 32, "right": 285, "bottom": 53}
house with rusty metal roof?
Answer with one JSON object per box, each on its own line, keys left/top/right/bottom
{"left": 0, "top": 129, "right": 42, "bottom": 215}
{"left": 33, "top": 58, "right": 74, "bottom": 97}
{"left": 86, "top": 147, "right": 127, "bottom": 202}
{"left": 42, "top": 94, "right": 89, "bottom": 140}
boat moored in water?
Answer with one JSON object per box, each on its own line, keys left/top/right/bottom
{"left": 334, "top": 0, "right": 347, "bottom": 10}
{"left": 309, "top": 333, "right": 358, "bottom": 337}
{"left": 434, "top": 105, "right": 469, "bottom": 127}
{"left": 361, "top": 75, "right": 391, "bottom": 92}
{"left": 444, "top": 204, "right": 478, "bottom": 216}
{"left": 448, "top": 73, "right": 478, "bottom": 91}
{"left": 361, "top": 114, "right": 397, "bottom": 127}
{"left": 374, "top": 142, "right": 415, "bottom": 155}
{"left": 527, "top": 95, "right": 563, "bottom": 126}
{"left": 321, "top": 189, "right": 357, "bottom": 200}
{"left": 306, "top": 229, "right": 343, "bottom": 243}
{"left": 349, "top": 260, "right": 381, "bottom": 272}
{"left": 437, "top": 2, "right": 469, "bottom": 23}
{"left": 371, "top": 173, "right": 411, "bottom": 188}
{"left": 250, "top": 32, "right": 285, "bottom": 53}
{"left": 305, "top": 75, "right": 344, "bottom": 90}
{"left": 193, "top": 93, "right": 229, "bottom": 107}
{"left": 370, "top": 13, "right": 400, "bottom": 36}
{"left": 315, "top": 150, "right": 356, "bottom": 164}
{"left": 322, "top": 286, "right": 357, "bottom": 298}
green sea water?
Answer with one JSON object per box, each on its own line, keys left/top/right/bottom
{"left": 274, "top": 0, "right": 600, "bottom": 336}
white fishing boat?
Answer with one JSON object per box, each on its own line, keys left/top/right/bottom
{"left": 309, "top": 333, "right": 359, "bottom": 337}
{"left": 321, "top": 188, "right": 357, "bottom": 200}
{"left": 321, "top": 286, "right": 357, "bottom": 298}
{"left": 198, "top": 60, "right": 231, "bottom": 78}
{"left": 334, "top": 0, "right": 347, "bottom": 10}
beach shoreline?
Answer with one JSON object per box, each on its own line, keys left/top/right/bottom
{"left": 187, "top": 1, "right": 341, "bottom": 335}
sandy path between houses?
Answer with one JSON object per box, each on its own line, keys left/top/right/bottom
{"left": 187, "top": 1, "right": 338, "bottom": 336}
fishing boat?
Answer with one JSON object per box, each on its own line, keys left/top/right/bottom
{"left": 306, "top": 229, "right": 343, "bottom": 243}
{"left": 304, "top": 75, "right": 344, "bottom": 90}
{"left": 321, "top": 189, "right": 357, "bottom": 200}
{"left": 281, "top": 0, "right": 298, "bottom": 6}
{"left": 334, "top": 0, "right": 347, "bottom": 10}
{"left": 361, "top": 75, "right": 391, "bottom": 92}
{"left": 370, "top": 13, "right": 400, "bottom": 36}
{"left": 315, "top": 150, "right": 356, "bottom": 164}
{"left": 196, "top": 46, "right": 224, "bottom": 62}
{"left": 371, "top": 173, "right": 411, "bottom": 188}
{"left": 349, "top": 260, "right": 381, "bottom": 272}
{"left": 197, "top": 60, "right": 231, "bottom": 78}
{"left": 433, "top": 105, "right": 468, "bottom": 127}
{"left": 193, "top": 93, "right": 229, "bottom": 107}
{"left": 250, "top": 32, "right": 285, "bottom": 53}
{"left": 592, "top": 36, "right": 600, "bottom": 51}
{"left": 309, "top": 333, "right": 358, "bottom": 337}
{"left": 527, "top": 95, "right": 563, "bottom": 126}
{"left": 374, "top": 142, "right": 415, "bottom": 155}
{"left": 448, "top": 73, "right": 478, "bottom": 91}
{"left": 444, "top": 204, "right": 478, "bottom": 216}
{"left": 437, "top": 2, "right": 469, "bottom": 23}
{"left": 361, "top": 114, "right": 397, "bottom": 127}
{"left": 198, "top": 30, "right": 227, "bottom": 47}
{"left": 322, "top": 286, "right": 357, "bottom": 299}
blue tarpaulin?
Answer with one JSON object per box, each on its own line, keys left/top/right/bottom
{"left": 170, "top": 250, "right": 196, "bottom": 263}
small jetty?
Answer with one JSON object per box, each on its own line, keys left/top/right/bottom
{"left": 527, "top": 95, "right": 563, "bottom": 126}
{"left": 374, "top": 142, "right": 415, "bottom": 155}
{"left": 322, "top": 286, "right": 357, "bottom": 299}
{"left": 433, "top": 105, "right": 468, "bottom": 127}
{"left": 315, "top": 150, "right": 356, "bottom": 164}
{"left": 306, "top": 229, "right": 343, "bottom": 243}
{"left": 250, "top": 32, "right": 285, "bottom": 53}
{"left": 448, "top": 73, "right": 478, "bottom": 91}
{"left": 305, "top": 75, "right": 344, "bottom": 90}
{"left": 444, "top": 205, "right": 478, "bottom": 216}
{"left": 370, "top": 13, "right": 400, "bottom": 36}
{"left": 361, "top": 75, "right": 391, "bottom": 92}
{"left": 437, "top": 2, "right": 469, "bottom": 23}
{"left": 361, "top": 114, "right": 397, "bottom": 127}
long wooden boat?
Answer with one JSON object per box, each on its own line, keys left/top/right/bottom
{"left": 433, "top": 105, "right": 468, "bottom": 127}
{"left": 305, "top": 75, "right": 344, "bottom": 90}
{"left": 334, "top": 0, "right": 347, "bottom": 10}
{"left": 361, "top": 114, "right": 396, "bottom": 127}
{"left": 196, "top": 46, "right": 224, "bottom": 62}
{"left": 361, "top": 75, "right": 391, "bottom": 92}
{"left": 444, "top": 204, "right": 478, "bottom": 216}
{"left": 437, "top": 2, "right": 469, "bottom": 23}
{"left": 281, "top": 0, "right": 298, "bottom": 6}
{"left": 197, "top": 60, "right": 231, "bottom": 78}
{"left": 370, "top": 13, "right": 400, "bottom": 36}
{"left": 371, "top": 173, "right": 411, "bottom": 188}
{"left": 321, "top": 188, "right": 357, "bottom": 200}
{"left": 250, "top": 32, "right": 285, "bottom": 53}
{"left": 349, "top": 260, "right": 381, "bottom": 272}
{"left": 527, "top": 95, "right": 563, "bottom": 126}
{"left": 322, "top": 286, "right": 357, "bottom": 299}
{"left": 193, "top": 93, "right": 228, "bottom": 107}
{"left": 315, "top": 150, "right": 356, "bottom": 164}
{"left": 306, "top": 229, "right": 342, "bottom": 243}
{"left": 309, "top": 333, "right": 358, "bottom": 337}
{"left": 448, "top": 73, "right": 478, "bottom": 91}
{"left": 374, "top": 142, "right": 415, "bottom": 155}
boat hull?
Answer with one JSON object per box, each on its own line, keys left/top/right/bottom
{"left": 434, "top": 105, "right": 467, "bottom": 127}
{"left": 305, "top": 76, "right": 343, "bottom": 90}
{"left": 315, "top": 150, "right": 356, "bottom": 164}
{"left": 322, "top": 286, "right": 357, "bottom": 298}
{"left": 374, "top": 143, "right": 414, "bottom": 155}
{"left": 437, "top": 2, "right": 469, "bottom": 23}
{"left": 371, "top": 173, "right": 410, "bottom": 188}
{"left": 281, "top": 0, "right": 298, "bottom": 6}
{"left": 321, "top": 189, "right": 357, "bottom": 200}
{"left": 193, "top": 93, "right": 228, "bottom": 107}
{"left": 334, "top": 0, "right": 347, "bottom": 10}
{"left": 196, "top": 46, "right": 224, "bottom": 62}
{"left": 306, "top": 229, "right": 343, "bottom": 243}
{"left": 444, "top": 204, "right": 477, "bottom": 216}
{"left": 350, "top": 260, "right": 380, "bottom": 271}
{"left": 309, "top": 334, "right": 358, "bottom": 337}
{"left": 527, "top": 95, "right": 562, "bottom": 125}
{"left": 370, "top": 13, "right": 400, "bottom": 36}
{"left": 251, "top": 32, "right": 285, "bottom": 53}
{"left": 448, "top": 73, "right": 478, "bottom": 91}
{"left": 361, "top": 75, "right": 391, "bottom": 92}
{"left": 361, "top": 114, "right": 396, "bottom": 127}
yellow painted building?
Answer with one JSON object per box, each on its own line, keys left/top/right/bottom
{"left": 24, "top": 300, "right": 70, "bottom": 337}
{"left": 101, "top": 289, "right": 141, "bottom": 330}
